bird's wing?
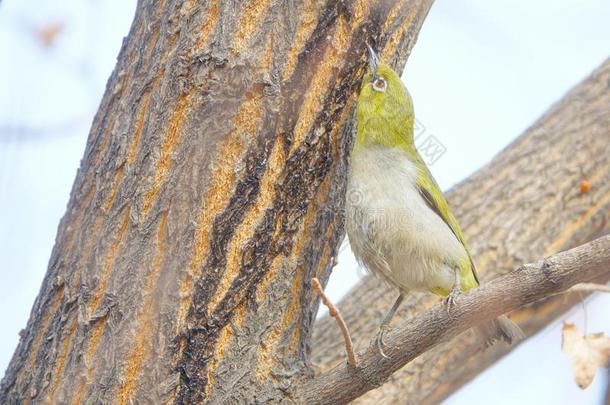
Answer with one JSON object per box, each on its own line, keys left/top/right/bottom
{"left": 411, "top": 151, "right": 480, "bottom": 286}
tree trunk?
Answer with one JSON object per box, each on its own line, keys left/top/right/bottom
{"left": 312, "top": 58, "right": 610, "bottom": 404}
{"left": 0, "top": 0, "right": 434, "bottom": 404}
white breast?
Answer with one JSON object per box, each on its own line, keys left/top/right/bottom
{"left": 345, "top": 146, "right": 467, "bottom": 293}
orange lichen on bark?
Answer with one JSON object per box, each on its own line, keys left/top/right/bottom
{"left": 91, "top": 120, "right": 115, "bottom": 168}
{"left": 175, "top": 134, "right": 243, "bottom": 329}
{"left": 266, "top": 99, "right": 346, "bottom": 354}
{"left": 315, "top": 231, "right": 335, "bottom": 280}
{"left": 252, "top": 170, "right": 336, "bottom": 380}
{"left": 62, "top": 185, "right": 96, "bottom": 257}
{"left": 207, "top": 137, "right": 284, "bottom": 315}
{"left": 152, "top": 0, "right": 168, "bottom": 20}
{"left": 18, "top": 285, "right": 65, "bottom": 385}
{"left": 71, "top": 319, "right": 106, "bottom": 404}
{"left": 117, "top": 212, "right": 168, "bottom": 405}
{"left": 68, "top": 190, "right": 115, "bottom": 297}
{"left": 288, "top": 16, "right": 352, "bottom": 154}
{"left": 282, "top": 1, "right": 318, "bottom": 81}
{"left": 193, "top": 0, "right": 220, "bottom": 51}
{"left": 254, "top": 265, "right": 305, "bottom": 381}
{"left": 54, "top": 201, "right": 112, "bottom": 369}
{"left": 253, "top": 114, "right": 339, "bottom": 306}
{"left": 102, "top": 165, "right": 125, "bottom": 214}
{"left": 144, "top": 25, "right": 161, "bottom": 65}
{"left": 259, "top": 30, "right": 275, "bottom": 73}
{"left": 143, "top": 94, "right": 191, "bottom": 216}
{"left": 231, "top": 0, "right": 273, "bottom": 54}
{"left": 87, "top": 209, "right": 131, "bottom": 316}
{"left": 254, "top": 255, "right": 284, "bottom": 305}
{"left": 86, "top": 19, "right": 145, "bottom": 171}
{"left": 381, "top": 0, "right": 418, "bottom": 60}
{"left": 128, "top": 90, "right": 154, "bottom": 165}
{"left": 382, "top": 0, "right": 407, "bottom": 32}
{"left": 203, "top": 325, "right": 232, "bottom": 397}
{"left": 72, "top": 208, "right": 131, "bottom": 403}
{"left": 202, "top": 304, "right": 246, "bottom": 398}
{"left": 176, "top": 94, "right": 263, "bottom": 329}
{"left": 350, "top": 0, "right": 369, "bottom": 22}
{"left": 46, "top": 318, "right": 77, "bottom": 403}
{"left": 105, "top": 68, "right": 163, "bottom": 215}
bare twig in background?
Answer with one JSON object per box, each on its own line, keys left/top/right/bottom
{"left": 312, "top": 277, "right": 357, "bottom": 368}
{"left": 300, "top": 235, "right": 610, "bottom": 404}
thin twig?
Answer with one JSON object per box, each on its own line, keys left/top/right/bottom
{"left": 312, "top": 277, "right": 357, "bottom": 368}
{"left": 565, "top": 283, "right": 610, "bottom": 334}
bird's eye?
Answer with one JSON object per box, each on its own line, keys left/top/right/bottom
{"left": 372, "top": 77, "right": 387, "bottom": 92}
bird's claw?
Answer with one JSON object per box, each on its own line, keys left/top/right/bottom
{"left": 444, "top": 288, "right": 461, "bottom": 314}
{"left": 375, "top": 324, "right": 391, "bottom": 359}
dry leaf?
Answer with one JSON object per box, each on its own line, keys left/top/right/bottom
{"left": 35, "top": 21, "right": 65, "bottom": 48}
{"left": 561, "top": 322, "right": 610, "bottom": 389}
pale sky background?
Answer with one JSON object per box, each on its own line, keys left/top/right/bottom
{"left": 1, "top": 0, "right": 609, "bottom": 403}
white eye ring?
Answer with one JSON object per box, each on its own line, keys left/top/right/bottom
{"left": 372, "top": 77, "right": 387, "bottom": 92}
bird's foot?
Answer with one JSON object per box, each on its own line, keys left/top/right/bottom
{"left": 444, "top": 287, "right": 461, "bottom": 314}
{"left": 374, "top": 324, "right": 391, "bottom": 359}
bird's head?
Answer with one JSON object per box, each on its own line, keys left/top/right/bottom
{"left": 355, "top": 45, "right": 414, "bottom": 149}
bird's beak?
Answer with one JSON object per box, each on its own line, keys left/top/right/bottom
{"left": 367, "top": 43, "right": 379, "bottom": 72}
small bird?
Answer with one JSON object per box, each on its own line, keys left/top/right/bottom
{"left": 346, "top": 46, "right": 524, "bottom": 356}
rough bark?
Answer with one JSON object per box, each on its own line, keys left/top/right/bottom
{"left": 0, "top": 0, "right": 434, "bottom": 404}
{"left": 312, "top": 58, "right": 610, "bottom": 404}
{"left": 302, "top": 235, "right": 610, "bottom": 404}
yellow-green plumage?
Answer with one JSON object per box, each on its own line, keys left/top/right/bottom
{"left": 347, "top": 56, "right": 523, "bottom": 346}
{"left": 351, "top": 63, "right": 478, "bottom": 295}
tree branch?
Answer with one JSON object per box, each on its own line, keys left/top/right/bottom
{"left": 312, "top": 278, "right": 357, "bottom": 368}
{"left": 299, "top": 235, "right": 610, "bottom": 404}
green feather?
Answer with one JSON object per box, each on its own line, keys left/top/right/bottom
{"left": 413, "top": 153, "right": 479, "bottom": 292}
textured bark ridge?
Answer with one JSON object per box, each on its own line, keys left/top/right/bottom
{"left": 0, "top": 1, "right": 434, "bottom": 404}
{"left": 312, "top": 58, "right": 610, "bottom": 404}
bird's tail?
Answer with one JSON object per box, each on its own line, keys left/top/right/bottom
{"left": 476, "top": 315, "right": 525, "bottom": 346}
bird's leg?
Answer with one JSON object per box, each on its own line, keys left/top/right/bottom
{"left": 444, "top": 267, "right": 461, "bottom": 313}
{"left": 374, "top": 293, "right": 404, "bottom": 359}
